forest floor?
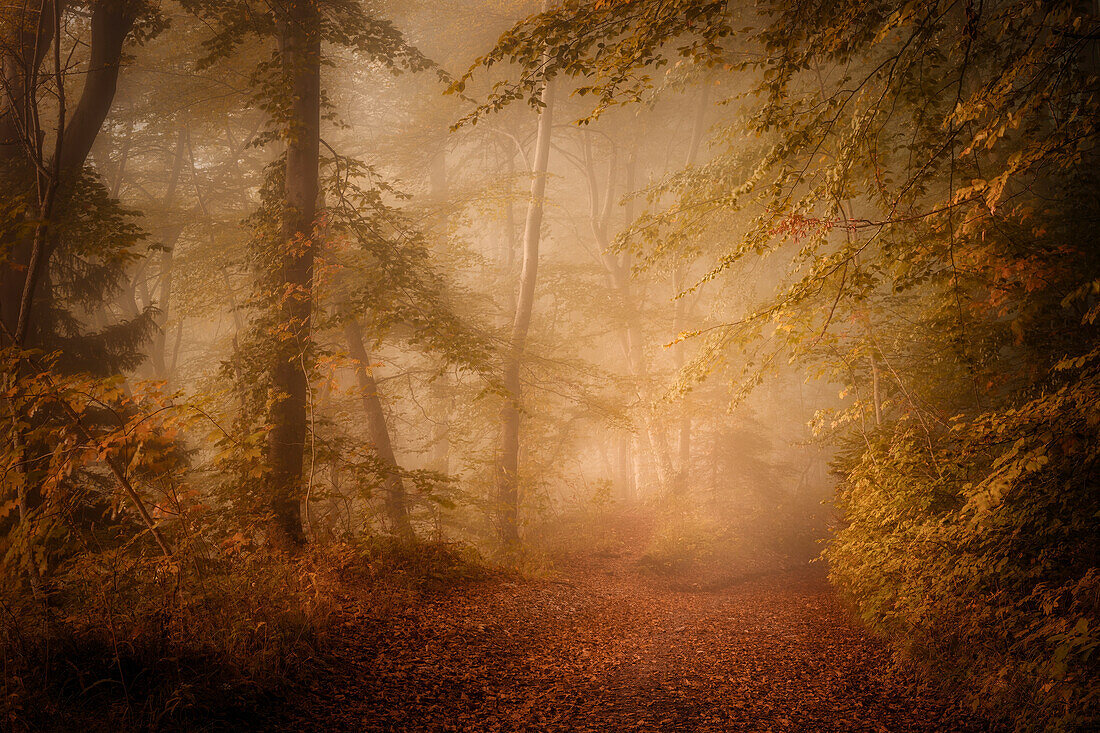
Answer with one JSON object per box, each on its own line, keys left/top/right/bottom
{"left": 236, "top": 525, "right": 999, "bottom": 733}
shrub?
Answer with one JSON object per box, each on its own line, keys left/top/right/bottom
{"left": 1, "top": 547, "right": 338, "bottom": 731}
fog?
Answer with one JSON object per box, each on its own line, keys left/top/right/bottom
{"left": 46, "top": 1, "right": 831, "bottom": 565}
{"left": 3, "top": 1, "right": 1095, "bottom": 729}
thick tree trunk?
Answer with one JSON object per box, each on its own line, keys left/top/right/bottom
{"left": 343, "top": 316, "right": 414, "bottom": 540}
{"left": 497, "top": 78, "right": 554, "bottom": 550}
{"left": 266, "top": 0, "right": 320, "bottom": 549}
{"left": 1, "top": 0, "right": 151, "bottom": 592}
{"left": 57, "top": 1, "right": 132, "bottom": 173}
{"left": 10, "top": 0, "right": 134, "bottom": 345}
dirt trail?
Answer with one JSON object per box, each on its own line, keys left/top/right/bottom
{"left": 263, "top": 548, "right": 996, "bottom": 732}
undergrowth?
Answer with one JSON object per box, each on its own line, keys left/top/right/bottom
{"left": 639, "top": 500, "right": 821, "bottom": 589}
{"left": 2, "top": 547, "right": 337, "bottom": 732}
{"left": 526, "top": 504, "right": 637, "bottom": 562}
{"left": 339, "top": 536, "right": 492, "bottom": 592}
{"left": 1, "top": 536, "right": 491, "bottom": 732}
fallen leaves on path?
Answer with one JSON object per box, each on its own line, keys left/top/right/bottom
{"left": 261, "top": 551, "right": 997, "bottom": 732}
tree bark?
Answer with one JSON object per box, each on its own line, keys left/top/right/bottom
{"left": 0, "top": 0, "right": 153, "bottom": 594}
{"left": 266, "top": 0, "right": 320, "bottom": 549}
{"left": 0, "top": 0, "right": 53, "bottom": 332}
{"left": 343, "top": 315, "right": 414, "bottom": 540}
{"left": 674, "top": 261, "right": 692, "bottom": 481}
{"left": 673, "top": 83, "right": 710, "bottom": 487}
{"left": 615, "top": 434, "right": 635, "bottom": 502}
{"left": 1, "top": 1, "right": 58, "bottom": 341}
{"left": 428, "top": 149, "right": 451, "bottom": 476}
{"left": 0, "top": 2, "right": 57, "bottom": 159}
{"left": 870, "top": 352, "right": 882, "bottom": 427}
{"left": 1, "top": 0, "right": 137, "bottom": 346}
{"left": 148, "top": 127, "right": 188, "bottom": 381}
{"left": 57, "top": 0, "right": 133, "bottom": 173}
{"left": 497, "top": 78, "right": 553, "bottom": 550}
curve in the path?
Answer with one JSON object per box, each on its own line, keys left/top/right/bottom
{"left": 268, "top": 554, "right": 996, "bottom": 733}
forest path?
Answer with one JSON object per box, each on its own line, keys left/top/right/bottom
{"left": 266, "top": 543, "right": 995, "bottom": 732}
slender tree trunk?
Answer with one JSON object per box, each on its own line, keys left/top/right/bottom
{"left": 221, "top": 267, "right": 245, "bottom": 394}
{"left": 673, "top": 83, "right": 710, "bottom": 486}
{"left": 191, "top": 117, "right": 256, "bottom": 388}
{"left": 149, "top": 128, "right": 187, "bottom": 381}
{"left": 671, "top": 269, "right": 690, "bottom": 481}
{"left": 622, "top": 155, "right": 673, "bottom": 487}
{"left": 7, "top": 391, "right": 43, "bottom": 600}
{"left": 673, "top": 265, "right": 691, "bottom": 487}
{"left": 266, "top": 0, "right": 320, "bottom": 549}
{"left": 428, "top": 150, "right": 451, "bottom": 475}
{"left": 615, "top": 434, "right": 634, "bottom": 502}
{"left": 1, "top": 0, "right": 131, "bottom": 344}
{"left": 0, "top": 1, "right": 57, "bottom": 341}
{"left": 0, "top": 1, "right": 58, "bottom": 160}
{"left": 497, "top": 78, "right": 554, "bottom": 550}
{"left": 502, "top": 151, "right": 519, "bottom": 316}
{"left": 584, "top": 144, "right": 673, "bottom": 490}
{"left": 343, "top": 315, "right": 414, "bottom": 540}
{"left": 631, "top": 435, "right": 645, "bottom": 497}
{"left": 109, "top": 115, "right": 133, "bottom": 198}
{"left": 870, "top": 352, "right": 882, "bottom": 427}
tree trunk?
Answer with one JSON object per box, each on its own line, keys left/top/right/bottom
{"left": 343, "top": 316, "right": 414, "bottom": 540}
{"left": 673, "top": 83, "right": 710, "bottom": 486}
{"left": 497, "top": 78, "right": 554, "bottom": 550}
{"left": 0, "top": 2, "right": 58, "bottom": 162}
{"left": 870, "top": 352, "right": 882, "bottom": 427}
{"left": 673, "top": 264, "right": 691, "bottom": 487}
{"left": 622, "top": 156, "right": 673, "bottom": 487}
{"left": 57, "top": 0, "right": 133, "bottom": 173}
{"left": 583, "top": 143, "right": 674, "bottom": 491}
{"left": 149, "top": 128, "right": 188, "bottom": 382}
{"left": 615, "top": 434, "right": 635, "bottom": 502}
{"left": 266, "top": 0, "right": 320, "bottom": 549}
{"left": 631, "top": 435, "right": 646, "bottom": 498}
{"left": 0, "top": 2, "right": 52, "bottom": 341}
{"left": 1, "top": 0, "right": 132, "bottom": 344}
{"left": 428, "top": 150, "right": 451, "bottom": 476}
{"left": 0, "top": 0, "right": 152, "bottom": 591}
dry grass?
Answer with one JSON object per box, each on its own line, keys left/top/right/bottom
{"left": 0, "top": 535, "right": 495, "bottom": 732}
{"left": 1, "top": 547, "right": 339, "bottom": 731}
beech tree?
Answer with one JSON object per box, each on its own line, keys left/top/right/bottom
{"left": 493, "top": 78, "right": 554, "bottom": 549}
{"left": 264, "top": 0, "right": 321, "bottom": 548}
{"left": 182, "top": 0, "right": 433, "bottom": 546}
